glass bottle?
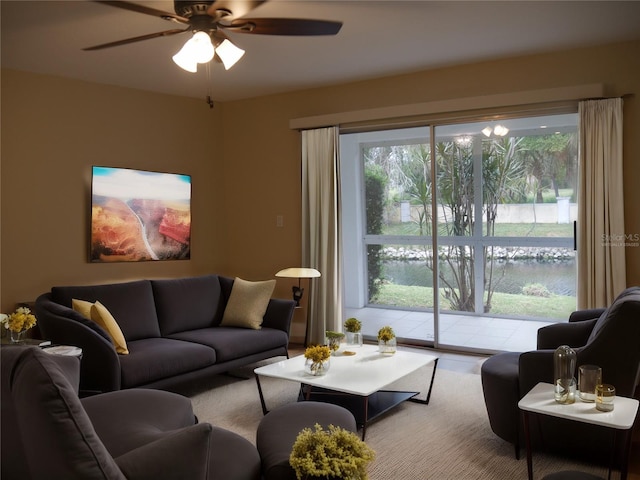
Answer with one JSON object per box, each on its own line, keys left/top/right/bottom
{"left": 554, "top": 345, "right": 577, "bottom": 404}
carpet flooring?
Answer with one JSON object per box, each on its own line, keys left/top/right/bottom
{"left": 189, "top": 355, "right": 614, "bottom": 480}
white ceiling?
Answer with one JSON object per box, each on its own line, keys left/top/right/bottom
{"left": 2, "top": 1, "right": 640, "bottom": 102}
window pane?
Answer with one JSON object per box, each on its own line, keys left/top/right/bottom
{"left": 363, "top": 142, "right": 432, "bottom": 237}
{"left": 368, "top": 243, "right": 435, "bottom": 308}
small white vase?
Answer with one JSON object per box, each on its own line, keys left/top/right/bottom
{"left": 346, "top": 332, "right": 363, "bottom": 347}
{"left": 378, "top": 337, "right": 397, "bottom": 355}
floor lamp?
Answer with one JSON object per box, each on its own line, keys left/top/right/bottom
{"left": 275, "top": 268, "right": 321, "bottom": 346}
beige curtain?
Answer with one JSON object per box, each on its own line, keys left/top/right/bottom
{"left": 577, "top": 98, "right": 626, "bottom": 308}
{"left": 301, "top": 126, "right": 343, "bottom": 345}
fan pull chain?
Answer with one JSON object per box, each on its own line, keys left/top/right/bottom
{"left": 205, "top": 62, "right": 214, "bottom": 109}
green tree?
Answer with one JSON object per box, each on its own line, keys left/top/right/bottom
{"left": 364, "top": 165, "right": 388, "bottom": 300}
{"left": 519, "top": 133, "right": 576, "bottom": 202}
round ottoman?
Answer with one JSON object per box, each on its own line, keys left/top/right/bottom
{"left": 256, "top": 401, "right": 357, "bottom": 480}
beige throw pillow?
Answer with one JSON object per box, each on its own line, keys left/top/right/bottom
{"left": 220, "top": 277, "right": 276, "bottom": 329}
{"left": 72, "top": 298, "right": 93, "bottom": 319}
{"left": 71, "top": 299, "right": 129, "bottom": 354}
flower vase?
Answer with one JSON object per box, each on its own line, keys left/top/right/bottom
{"left": 305, "top": 357, "right": 330, "bottom": 376}
{"left": 10, "top": 329, "right": 27, "bottom": 344}
{"left": 327, "top": 338, "right": 342, "bottom": 356}
{"left": 378, "top": 337, "right": 397, "bottom": 355}
{"left": 345, "top": 332, "right": 363, "bottom": 347}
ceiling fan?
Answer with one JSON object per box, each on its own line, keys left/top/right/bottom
{"left": 85, "top": 1, "right": 343, "bottom": 73}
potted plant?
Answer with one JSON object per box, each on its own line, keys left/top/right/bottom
{"left": 289, "top": 423, "right": 375, "bottom": 480}
{"left": 1, "top": 307, "right": 37, "bottom": 344}
{"left": 344, "top": 318, "right": 363, "bottom": 347}
{"left": 377, "top": 325, "right": 396, "bottom": 355}
{"left": 325, "top": 331, "right": 345, "bottom": 355}
{"left": 304, "top": 345, "right": 332, "bottom": 376}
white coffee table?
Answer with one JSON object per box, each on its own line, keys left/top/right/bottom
{"left": 518, "top": 382, "right": 639, "bottom": 480}
{"left": 254, "top": 344, "right": 439, "bottom": 439}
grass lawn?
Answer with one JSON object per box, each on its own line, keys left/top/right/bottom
{"left": 373, "top": 284, "right": 576, "bottom": 320}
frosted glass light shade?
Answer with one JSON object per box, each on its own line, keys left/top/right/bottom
{"left": 216, "top": 39, "right": 245, "bottom": 70}
{"left": 173, "top": 31, "right": 215, "bottom": 72}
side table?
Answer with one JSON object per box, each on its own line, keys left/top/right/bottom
{"left": 518, "top": 382, "right": 639, "bottom": 480}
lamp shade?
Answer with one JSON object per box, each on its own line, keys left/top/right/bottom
{"left": 172, "top": 31, "right": 215, "bottom": 72}
{"left": 216, "top": 39, "right": 245, "bottom": 70}
{"left": 275, "top": 268, "right": 321, "bottom": 279}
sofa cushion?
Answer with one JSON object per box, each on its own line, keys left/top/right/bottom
{"left": 220, "top": 277, "right": 276, "bottom": 330}
{"left": 118, "top": 338, "right": 217, "bottom": 389}
{"left": 151, "top": 275, "right": 224, "bottom": 336}
{"left": 52, "top": 280, "right": 161, "bottom": 341}
{"left": 167, "top": 327, "right": 288, "bottom": 363}
{"left": 83, "top": 389, "right": 196, "bottom": 458}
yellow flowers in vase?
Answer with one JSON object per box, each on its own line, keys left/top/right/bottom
{"left": 377, "top": 325, "right": 396, "bottom": 355}
{"left": 289, "top": 423, "right": 375, "bottom": 480}
{"left": 304, "top": 345, "right": 331, "bottom": 376}
{"left": 325, "top": 331, "right": 345, "bottom": 355}
{"left": 1, "top": 307, "right": 37, "bottom": 343}
{"left": 344, "top": 318, "right": 363, "bottom": 347}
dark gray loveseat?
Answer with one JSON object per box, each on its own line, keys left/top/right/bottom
{"left": 34, "top": 274, "right": 296, "bottom": 394}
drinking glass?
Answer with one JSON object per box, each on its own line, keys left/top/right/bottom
{"left": 595, "top": 384, "right": 615, "bottom": 412}
{"left": 578, "top": 365, "right": 602, "bottom": 402}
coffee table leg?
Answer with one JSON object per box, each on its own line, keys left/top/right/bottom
{"left": 409, "top": 357, "right": 439, "bottom": 405}
{"left": 361, "top": 397, "right": 369, "bottom": 440}
{"left": 254, "top": 374, "right": 269, "bottom": 415}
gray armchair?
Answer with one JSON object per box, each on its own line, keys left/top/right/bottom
{"left": 480, "top": 287, "right": 640, "bottom": 465}
{"left": 1, "top": 346, "right": 261, "bottom": 480}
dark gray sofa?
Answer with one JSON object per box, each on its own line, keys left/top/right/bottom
{"left": 34, "top": 274, "right": 296, "bottom": 394}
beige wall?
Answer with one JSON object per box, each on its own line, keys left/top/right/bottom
{"left": 2, "top": 39, "right": 639, "bottom": 312}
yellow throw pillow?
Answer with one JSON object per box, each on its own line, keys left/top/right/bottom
{"left": 220, "top": 277, "right": 276, "bottom": 330}
{"left": 72, "top": 298, "right": 93, "bottom": 319}
{"left": 90, "top": 301, "right": 129, "bottom": 355}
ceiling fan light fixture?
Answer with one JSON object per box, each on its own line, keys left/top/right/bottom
{"left": 172, "top": 48, "right": 198, "bottom": 72}
{"left": 215, "top": 39, "right": 245, "bottom": 70}
{"left": 172, "top": 31, "right": 214, "bottom": 72}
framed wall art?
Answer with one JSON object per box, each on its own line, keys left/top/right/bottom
{"left": 90, "top": 166, "right": 191, "bottom": 262}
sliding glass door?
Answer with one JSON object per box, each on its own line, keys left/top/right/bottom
{"left": 340, "top": 112, "right": 578, "bottom": 353}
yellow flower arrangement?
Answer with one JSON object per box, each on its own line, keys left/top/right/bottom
{"left": 377, "top": 325, "right": 395, "bottom": 343}
{"left": 344, "top": 317, "right": 362, "bottom": 333}
{"left": 325, "top": 331, "right": 345, "bottom": 353}
{"left": 304, "top": 345, "right": 331, "bottom": 363}
{"left": 1, "top": 307, "right": 37, "bottom": 333}
{"left": 289, "top": 423, "right": 375, "bottom": 480}
{"left": 304, "top": 345, "right": 331, "bottom": 375}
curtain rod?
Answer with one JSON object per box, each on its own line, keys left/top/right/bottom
{"left": 290, "top": 84, "right": 606, "bottom": 131}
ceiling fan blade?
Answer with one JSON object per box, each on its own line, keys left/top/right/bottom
{"left": 228, "top": 18, "right": 342, "bottom": 36}
{"left": 83, "top": 29, "right": 189, "bottom": 51}
{"left": 207, "top": 0, "right": 266, "bottom": 20}
{"left": 94, "top": 1, "right": 189, "bottom": 24}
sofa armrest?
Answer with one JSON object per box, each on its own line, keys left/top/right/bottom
{"left": 115, "top": 423, "right": 212, "bottom": 480}
{"left": 35, "top": 293, "right": 122, "bottom": 392}
{"left": 568, "top": 308, "right": 606, "bottom": 323}
{"left": 261, "top": 298, "right": 296, "bottom": 334}
{"left": 518, "top": 350, "right": 556, "bottom": 398}
{"left": 536, "top": 319, "right": 597, "bottom": 350}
